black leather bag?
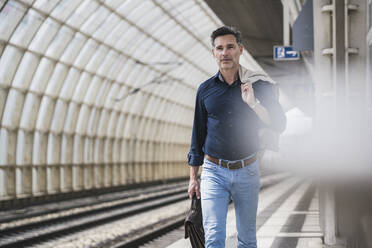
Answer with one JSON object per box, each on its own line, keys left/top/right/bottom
{"left": 184, "top": 194, "right": 205, "bottom": 248}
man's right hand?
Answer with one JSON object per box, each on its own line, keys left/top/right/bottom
{"left": 188, "top": 166, "right": 201, "bottom": 199}
{"left": 188, "top": 178, "right": 201, "bottom": 199}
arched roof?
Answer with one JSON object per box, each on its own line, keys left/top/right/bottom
{"left": 0, "top": 0, "right": 261, "bottom": 197}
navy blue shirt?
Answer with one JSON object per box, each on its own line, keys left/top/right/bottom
{"left": 188, "top": 72, "right": 286, "bottom": 166}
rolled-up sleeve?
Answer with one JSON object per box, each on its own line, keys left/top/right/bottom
{"left": 188, "top": 87, "right": 207, "bottom": 166}
{"left": 254, "top": 81, "right": 287, "bottom": 133}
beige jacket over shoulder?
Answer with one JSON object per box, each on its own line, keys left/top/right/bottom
{"left": 238, "top": 64, "right": 280, "bottom": 152}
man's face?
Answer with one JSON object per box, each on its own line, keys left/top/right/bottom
{"left": 212, "top": 34, "right": 243, "bottom": 71}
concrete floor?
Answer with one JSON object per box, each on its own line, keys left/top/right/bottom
{"left": 168, "top": 177, "right": 324, "bottom": 248}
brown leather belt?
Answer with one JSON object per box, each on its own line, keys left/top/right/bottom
{"left": 204, "top": 154, "right": 257, "bottom": 170}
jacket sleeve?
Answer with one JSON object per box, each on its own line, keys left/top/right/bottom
{"left": 254, "top": 81, "right": 287, "bottom": 133}
{"left": 187, "top": 87, "right": 207, "bottom": 166}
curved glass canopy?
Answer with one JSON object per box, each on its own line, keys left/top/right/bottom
{"left": 0, "top": 0, "right": 261, "bottom": 199}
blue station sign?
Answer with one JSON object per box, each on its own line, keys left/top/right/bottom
{"left": 273, "top": 46, "right": 300, "bottom": 60}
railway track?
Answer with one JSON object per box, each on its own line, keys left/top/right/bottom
{"left": 0, "top": 181, "right": 189, "bottom": 248}
{"left": 0, "top": 173, "right": 289, "bottom": 248}
{"left": 103, "top": 215, "right": 186, "bottom": 248}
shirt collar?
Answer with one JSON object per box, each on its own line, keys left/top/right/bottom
{"left": 216, "top": 71, "right": 241, "bottom": 86}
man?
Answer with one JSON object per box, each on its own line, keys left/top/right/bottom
{"left": 187, "top": 26, "right": 286, "bottom": 248}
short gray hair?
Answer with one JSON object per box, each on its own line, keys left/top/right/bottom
{"left": 210, "top": 26, "right": 242, "bottom": 46}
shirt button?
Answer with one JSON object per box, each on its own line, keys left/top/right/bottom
{"left": 228, "top": 111, "right": 231, "bottom": 114}
{"left": 229, "top": 124, "right": 232, "bottom": 127}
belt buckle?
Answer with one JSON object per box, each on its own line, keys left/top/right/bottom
{"left": 226, "top": 160, "right": 235, "bottom": 169}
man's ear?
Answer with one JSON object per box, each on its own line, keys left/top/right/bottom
{"left": 239, "top": 44, "right": 243, "bottom": 54}
{"left": 212, "top": 48, "right": 216, "bottom": 58}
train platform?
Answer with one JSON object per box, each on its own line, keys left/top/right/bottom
{"left": 167, "top": 177, "right": 324, "bottom": 248}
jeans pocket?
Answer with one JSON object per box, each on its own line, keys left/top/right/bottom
{"left": 246, "top": 166, "right": 257, "bottom": 176}
{"left": 201, "top": 160, "right": 217, "bottom": 180}
{"left": 244, "top": 161, "right": 259, "bottom": 177}
{"left": 203, "top": 159, "right": 218, "bottom": 170}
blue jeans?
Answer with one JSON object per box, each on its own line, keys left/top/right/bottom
{"left": 201, "top": 157, "right": 260, "bottom": 248}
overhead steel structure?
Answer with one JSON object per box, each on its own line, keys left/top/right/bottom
{"left": 0, "top": 0, "right": 262, "bottom": 201}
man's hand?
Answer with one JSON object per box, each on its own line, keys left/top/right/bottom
{"left": 241, "top": 83, "right": 271, "bottom": 126}
{"left": 188, "top": 178, "right": 200, "bottom": 199}
{"left": 188, "top": 166, "right": 200, "bottom": 199}
{"left": 241, "top": 83, "right": 256, "bottom": 107}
